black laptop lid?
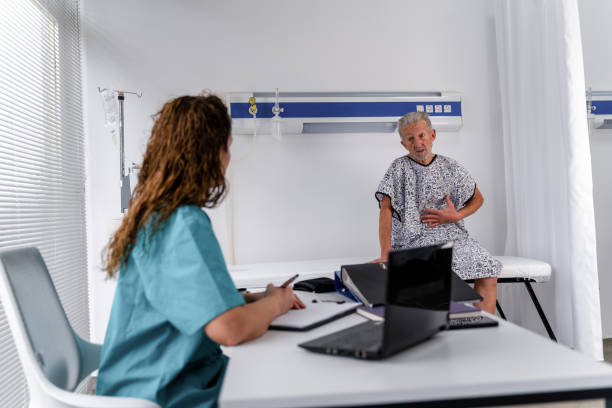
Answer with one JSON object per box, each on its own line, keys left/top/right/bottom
{"left": 382, "top": 243, "right": 452, "bottom": 356}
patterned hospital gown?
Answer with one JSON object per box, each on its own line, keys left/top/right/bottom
{"left": 376, "top": 154, "right": 501, "bottom": 280}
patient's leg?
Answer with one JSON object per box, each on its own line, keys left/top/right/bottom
{"left": 474, "top": 277, "right": 497, "bottom": 314}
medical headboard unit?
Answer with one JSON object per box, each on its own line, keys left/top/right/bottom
{"left": 587, "top": 90, "right": 612, "bottom": 130}
{"left": 227, "top": 91, "right": 463, "bottom": 134}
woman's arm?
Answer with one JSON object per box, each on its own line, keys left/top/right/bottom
{"left": 205, "top": 284, "right": 295, "bottom": 346}
{"left": 243, "top": 291, "right": 264, "bottom": 303}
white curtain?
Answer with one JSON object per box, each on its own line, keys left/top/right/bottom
{"left": 495, "top": 0, "right": 602, "bottom": 360}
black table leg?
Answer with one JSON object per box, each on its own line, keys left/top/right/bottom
{"left": 524, "top": 281, "right": 557, "bottom": 342}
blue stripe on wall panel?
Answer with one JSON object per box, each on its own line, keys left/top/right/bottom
{"left": 590, "top": 100, "right": 612, "bottom": 115}
{"left": 229, "top": 101, "right": 462, "bottom": 119}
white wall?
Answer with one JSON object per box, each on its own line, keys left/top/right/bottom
{"left": 81, "top": 0, "right": 506, "bottom": 342}
{"left": 578, "top": 0, "right": 612, "bottom": 338}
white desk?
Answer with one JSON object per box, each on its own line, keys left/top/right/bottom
{"left": 222, "top": 259, "right": 612, "bottom": 407}
{"left": 220, "top": 312, "right": 612, "bottom": 407}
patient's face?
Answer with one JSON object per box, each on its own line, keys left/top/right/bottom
{"left": 399, "top": 120, "right": 436, "bottom": 162}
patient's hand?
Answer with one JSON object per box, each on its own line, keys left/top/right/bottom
{"left": 421, "top": 195, "right": 460, "bottom": 227}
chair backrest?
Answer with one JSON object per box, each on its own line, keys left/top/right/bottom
{"left": 0, "top": 247, "right": 82, "bottom": 391}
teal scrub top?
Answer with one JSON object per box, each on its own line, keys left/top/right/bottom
{"left": 96, "top": 205, "right": 245, "bottom": 408}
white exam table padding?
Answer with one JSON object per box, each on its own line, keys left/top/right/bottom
{"left": 481, "top": 256, "right": 555, "bottom": 341}
{"left": 495, "top": 256, "right": 552, "bottom": 282}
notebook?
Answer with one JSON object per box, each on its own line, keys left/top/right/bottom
{"left": 299, "top": 243, "right": 452, "bottom": 359}
{"left": 269, "top": 293, "right": 359, "bottom": 331}
{"left": 449, "top": 302, "right": 481, "bottom": 319}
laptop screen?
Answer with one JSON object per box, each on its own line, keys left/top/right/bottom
{"left": 382, "top": 243, "right": 452, "bottom": 355}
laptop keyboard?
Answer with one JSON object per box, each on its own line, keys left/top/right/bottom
{"left": 319, "top": 321, "right": 384, "bottom": 351}
{"left": 447, "top": 315, "right": 497, "bottom": 330}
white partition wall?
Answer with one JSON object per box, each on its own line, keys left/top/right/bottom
{"left": 579, "top": 0, "right": 612, "bottom": 339}
{"left": 81, "top": 0, "right": 508, "bottom": 341}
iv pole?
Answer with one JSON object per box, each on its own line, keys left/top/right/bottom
{"left": 97, "top": 87, "right": 142, "bottom": 213}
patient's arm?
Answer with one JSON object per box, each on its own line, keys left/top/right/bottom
{"left": 421, "top": 187, "right": 484, "bottom": 227}
{"left": 371, "top": 195, "right": 392, "bottom": 263}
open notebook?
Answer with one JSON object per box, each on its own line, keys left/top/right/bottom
{"left": 269, "top": 292, "right": 359, "bottom": 331}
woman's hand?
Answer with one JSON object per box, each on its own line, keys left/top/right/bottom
{"left": 264, "top": 284, "right": 297, "bottom": 315}
{"left": 206, "top": 284, "right": 304, "bottom": 347}
{"left": 291, "top": 293, "right": 306, "bottom": 309}
{"left": 421, "top": 195, "right": 460, "bottom": 227}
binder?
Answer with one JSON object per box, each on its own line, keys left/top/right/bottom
{"left": 337, "top": 262, "right": 388, "bottom": 306}
{"left": 334, "top": 264, "right": 482, "bottom": 305}
{"left": 334, "top": 270, "right": 363, "bottom": 303}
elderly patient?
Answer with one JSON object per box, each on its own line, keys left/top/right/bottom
{"left": 374, "top": 111, "right": 501, "bottom": 314}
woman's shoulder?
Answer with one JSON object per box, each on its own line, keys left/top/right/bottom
{"left": 143, "top": 206, "right": 211, "bottom": 241}
{"left": 174, "top": 204, "right": 209, "bottom": 220}
{"left": 170, "top": 205, "right": 212, "bottom": 230}
{"left": 134, "top": 206, "right": 213, "bottom": 255}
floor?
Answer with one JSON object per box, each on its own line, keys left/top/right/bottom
{"left": 486, "top": 339, "right": 612, "bottom": 408}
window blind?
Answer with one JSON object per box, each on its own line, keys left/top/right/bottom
{"left": 0, "top": 0, "right": 87, "bottom": 406}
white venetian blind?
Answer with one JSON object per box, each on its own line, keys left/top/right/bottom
{"left": 0, "top": 0, "right": 88, "bottom": 406}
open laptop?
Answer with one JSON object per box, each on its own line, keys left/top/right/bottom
{"left": 299, "top": 242, "right": 452, "bottom": 359}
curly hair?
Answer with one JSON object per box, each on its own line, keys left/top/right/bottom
{"left": 104, "top": 95, "right": 231, "bottom": 277}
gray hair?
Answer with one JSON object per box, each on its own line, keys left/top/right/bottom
{"left": 397, "top": 111, "right": 432, "bottom": 136}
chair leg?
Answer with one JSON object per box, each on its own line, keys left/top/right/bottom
{"left": 524, "top": 281, "right": 557, "bottom": 342}
{"left": 496, "top": 300, "right": 507, "bottom": 320}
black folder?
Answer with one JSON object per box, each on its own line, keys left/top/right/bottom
{"left": 340, "top": 262, "right": 482, "bottom": 306}
{"left": 450, "top": 271, "right": 483, "bottom": 303}
{"left": 340, "top": 262, "right": 387, "bottom": 306}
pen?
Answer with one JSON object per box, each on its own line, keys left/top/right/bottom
{"left": 280, "top": 273, "right": 299, "bottom": 288}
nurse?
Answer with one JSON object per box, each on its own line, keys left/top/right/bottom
{"left": 97, "top": 95, "right": 304, "bottom": 407}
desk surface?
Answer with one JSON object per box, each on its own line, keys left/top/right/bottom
{"left": 222, "top": 259, "right": 612, "bottom": 408}
{"left": 220, "top": 311, "right": 612, "bottom": 408}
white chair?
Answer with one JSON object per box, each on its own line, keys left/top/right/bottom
{"left": 0, "top": 247, "right": 160, "bottom": 408}
{"left": 467, "top": 256, "right": 555, "bottom": 341}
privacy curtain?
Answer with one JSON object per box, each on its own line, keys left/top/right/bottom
{"left": 495, "top": 0, "right": 602, "bottom": 359}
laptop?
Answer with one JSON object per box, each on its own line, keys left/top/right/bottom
{"left": 299, "top": 242, "right": 452, "bottom": 359}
